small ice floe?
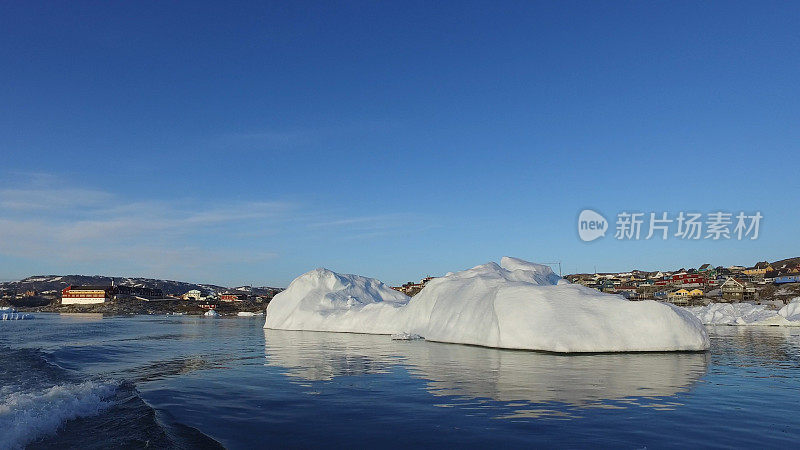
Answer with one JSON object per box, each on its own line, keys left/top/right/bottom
{"left": 687, "top": 298, "right": 800, "bottom": 326}
{"left": 1, "top": 307, "right": 34, "bottom": 320}
{"left": 779, "top": 298, "right": 800, "bottom": 322}
{"left": 391, "top": 332, "right": 424, "bottom": 341}
{"left": 204, "top": 309, "right": 220, "bottom": 317}
{"left": 237, "top": 311, "right": 264, "bottom": 317}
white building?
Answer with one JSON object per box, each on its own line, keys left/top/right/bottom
{"left": 183, "top": 289, "right": 203, "bottom": 301}
{"left": 61, "top": 286, "right": 110, "bottom": 305}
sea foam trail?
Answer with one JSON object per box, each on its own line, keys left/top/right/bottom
{"left": 0, "top": 381, "right": 117, "bottom": 449}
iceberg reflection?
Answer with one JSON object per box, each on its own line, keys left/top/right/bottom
{"left": 264, "top": 329, "right": 709, "bottom": 415}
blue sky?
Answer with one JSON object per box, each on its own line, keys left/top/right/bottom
{"left": 1, "top": 1, "right": 798, "bottom": 286}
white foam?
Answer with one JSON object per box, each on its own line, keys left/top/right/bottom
{"left": 0, "top": 381, "right": 117, "bottom": 449}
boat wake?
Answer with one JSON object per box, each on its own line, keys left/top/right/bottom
{"left": 0, "top": 347, "right": 221, "bottom": 449}
{"left": 0, "top": 380, "right": 117, "bottom": 449}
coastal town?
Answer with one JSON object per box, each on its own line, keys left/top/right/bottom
{"left": 392, "top": 257, "right": 800, "bottom": 307}
{"left": 0, "top": 275, "right": 282, "bottom": 315}
{"left": 2, "top": 256, "right": 799, "bottom": 315}
{"left": 564, "top": 257, "right": 800, "bottom": 306}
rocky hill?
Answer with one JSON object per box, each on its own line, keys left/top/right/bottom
{"left": 0, "top": 275, "right": 282, "bottom": 297}
{"left": 772, "top": 257, "right": 800, "bottom": 270}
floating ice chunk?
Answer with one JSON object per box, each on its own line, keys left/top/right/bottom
{"left": 265, "top": 268, "right": 409, "bottom": 334}
{"left": 0, "top": 307, "right": 34, "bottom": 320}
{"left": 204, "top": 309, "right": 220, "bottom": 317}
{"left": 399, "top": 258, "right": 708, "bottom": 352}
{"left": 237, "top": 311, "right": 264, "bottom": 317}
{"left": 687, "top": 302, "right": 800, "bottom": 326}
{"left": 265, "top": 257, "right": 709, "bottom": 352}
{"left": 778, "top": 298, "right": 800, "bottom": 322}
{"left": 391, "top": 332, "right": 424, "bottom": 340}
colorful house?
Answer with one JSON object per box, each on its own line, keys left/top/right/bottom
{"left": 220, "top": 292, "right": 248, "bottom": 302}
{"left": 775, "top": 275, "right": 800, "bottom": 284}
{"left": 61, "top": 285, "right": 111, "bottom": 305}
{"left": 721, "top": 277, "right": 756, "bottom": 301}
{"left": 743, "top": 262, "right": 772, "bottom": 278}
{"left": 668, "top": 289, "right": 690, "bottom": 305}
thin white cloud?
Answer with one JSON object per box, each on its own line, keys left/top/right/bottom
{"left": 0, "top": 175, "right": 432, "bottom": 282}
{"left": 307, "top": 214, "right": 408, "bottom": 229}
{"left": 0, "top": 181, "right": 294, "bottom": 273}
{"left": 0, "top": 187, "right": 114, "bottom": 211}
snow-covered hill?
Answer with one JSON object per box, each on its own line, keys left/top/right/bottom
{"left": 0, "top": 275, "right": 282, "bottom": 297}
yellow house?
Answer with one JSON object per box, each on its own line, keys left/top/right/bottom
{"left": 668, "top": 289, "right": 691, "bottom": 304}
{"left": 743, "top": 263, "right": 773, "bottom": 277}
{"left": 688, "top": 289, "right": 704, "bottom": 297}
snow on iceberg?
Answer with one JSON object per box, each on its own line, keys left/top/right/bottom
{"left": 265, "top": 268, "right": 410, "bottom": 334}
{"left": 778, "top": 297, "right": 800, "bottom": 321}
{"left": 687, "top": 298, "right": 800, "bottom": 326}
{"left": 265, "top": 257, "right": 709, "bottom": 353}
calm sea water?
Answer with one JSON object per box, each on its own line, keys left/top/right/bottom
{"left": 2, "top": 314, "right": 800, "bottom": 449}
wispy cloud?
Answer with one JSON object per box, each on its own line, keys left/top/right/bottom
{"left": 0, "top": 188, "right": 114, "bottom": 211}
{"left": 0, "top": 179, "right": 295, "bottom": 278}
{"left": 0, "top": 174, "right": 434, "bottom": 283}
{"left": 308, "top": 214, "right": 407, "bottom": 229}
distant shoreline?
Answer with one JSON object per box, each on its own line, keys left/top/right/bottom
{"left": 4, "top": 297, "right": 268, "bottom": 316}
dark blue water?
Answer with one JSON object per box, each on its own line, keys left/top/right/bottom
{"left": 2, "top": 314, "right": 799, "bottom": 448}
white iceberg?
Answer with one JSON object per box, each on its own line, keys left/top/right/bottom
{"left": 204, "top": 309, "right": 220, "bottom": 317}
{"left": 1, "top": 307, "right": 33, "bottom": 320}
{"left": 264, "top": 268, "right": 409, "bottom": 334}
{"left": 237, "top": 311, "right": 264, "bottom": 317}
{"left": 265, "top": 257, "right": 709, "bottom": 353}
{"left": 778, "top": 297, "right": 800, "bottom": 321}
{"left": 687, "top": 298, "right": 800, "bottom": 326}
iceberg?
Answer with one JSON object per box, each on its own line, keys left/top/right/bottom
{"left": 265, "top": 257, "right": 709, "bottom": 353}
{"left": 687, "top": 298, "right": 800, "bottom": 326}
{"left": 237, "top": 311, "right": 264, "bottom": 317}
{"left": 264, "top": 268, "right": 410, "bottom": 334}
{"left": 1, "top": 307, "right": 33, "bottom": 320}
{"left": 778, "top": 298, "right": 800, "bottom": 321}
{"left": 204, "top": 309, "right": 220, "bottom": 317}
